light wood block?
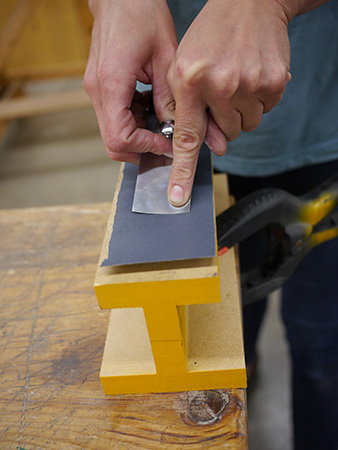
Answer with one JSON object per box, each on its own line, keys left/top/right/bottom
{"left": 95, "top": 170, "right": 246, "bottom": 394}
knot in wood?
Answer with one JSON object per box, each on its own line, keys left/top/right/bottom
{"left": 188, "top": 391, "right": 229, "bottom": 425}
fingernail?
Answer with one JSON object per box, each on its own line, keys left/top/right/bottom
{"left": 169, "top": 185, "right": 184, "bottom": 205}
{"left": 205, "top": 137, "right": 221, "bottom": 153}
{"left": 204, "top": 137, "right": 215, "bottom": 151}
{"left": 205, "top": 137, "right": 224, "bottom": 156}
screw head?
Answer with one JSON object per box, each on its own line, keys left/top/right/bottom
{"left": 159, "top": 120, "right": 175, "bottom": 139}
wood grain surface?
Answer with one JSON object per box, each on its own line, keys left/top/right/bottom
{"left": 0, "top": 204, "right": 247, "bottom": 449}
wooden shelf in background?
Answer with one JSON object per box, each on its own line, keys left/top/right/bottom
{"left": 0, "top": 88, "right": 92, "bottom": 121}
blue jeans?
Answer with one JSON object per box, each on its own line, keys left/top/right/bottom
{"left": 228, "top": 160, "right": 338, "bottom": 450}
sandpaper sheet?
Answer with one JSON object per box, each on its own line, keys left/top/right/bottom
{"left": 101, "top": 144, "right": 216, "bottom": 267}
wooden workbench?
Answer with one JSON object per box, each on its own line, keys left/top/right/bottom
{"left": 0, "top": 203, "right": 248, "bottom": 449}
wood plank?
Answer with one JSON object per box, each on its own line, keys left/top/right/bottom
{"left": 0, "top": 0, "right": 41, "bottom": 72}
{"left": 3, "top": 59, "right": 88, "bottom": 80}
{"left": 0, "top": 88, "right": 92, "bottom": 120}
{"left": 0, "top": 203, "right": 247, "bottom": 449}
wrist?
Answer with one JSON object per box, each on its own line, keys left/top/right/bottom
{"left": 88, "top": 0, "right": 169, "bottom": 16}
{"left": 274, "top": 0, "right": 325, "bottom": 21}
{"left": 262, "top": 0, "right": 297, "bottom": 23}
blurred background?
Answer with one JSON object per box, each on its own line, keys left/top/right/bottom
{"left": 0, "top": 0, "right": 120, "bottom": 208}
{"left": 0, "top": 1, "right": 291, "bottom": 448}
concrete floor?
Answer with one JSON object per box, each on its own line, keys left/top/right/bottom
{"left": 0, "top": 85, "right": 292, "bottom": 449}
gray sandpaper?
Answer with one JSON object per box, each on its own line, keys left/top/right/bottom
{"left": 101, "top": 145, "right": 216, "bottom": 267}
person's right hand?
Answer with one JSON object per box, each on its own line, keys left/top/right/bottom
{"left": 166, "top": 0, "right": 292, "bottom": 206}
{"left": 83, "top": 0, "right": 177, "bottom": 164}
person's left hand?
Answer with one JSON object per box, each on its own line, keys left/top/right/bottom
{"left": 83, "top": 0, "right": 177, "bottom": 165}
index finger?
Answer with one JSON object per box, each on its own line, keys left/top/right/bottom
{"left": 167, "top": 92, "right": 207, "bottom": 206}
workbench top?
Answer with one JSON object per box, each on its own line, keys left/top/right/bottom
{"left": 0, "top": 203, "right": 247, "bottom": 449}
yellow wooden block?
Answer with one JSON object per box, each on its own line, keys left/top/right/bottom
{"left": 143, "top": 302, "right": 184, "bottom": 342}
{"left": 99, "top": 245, "right": 247, "bottom": 395}
{"left": 101, "top": 322, "right": 246, "bottom": 395}
{"left": 95, "top": 273, "right": 220, "bottom": 309}
{"left": 100, "top": 367, "right": 246, "bottom": 396}
{"left": 186, "top": 248, "right": 245, "bottom": 375}
{"left": 97, "top": 173, "right": 247, "bottom": 394}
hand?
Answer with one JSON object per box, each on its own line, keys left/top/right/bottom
{"left": 84, "top": 0, "right": 177, "bottom": 164}
{"left": 167, "top": 0, "right": 292, "bottom": 206}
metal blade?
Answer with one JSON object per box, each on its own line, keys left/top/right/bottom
{"left": 132, "top": 153, "right": 191, "bottom": 214}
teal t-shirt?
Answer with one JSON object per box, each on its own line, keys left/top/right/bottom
{"left": 168, "top": 0, "right": 338, "bottom": 176}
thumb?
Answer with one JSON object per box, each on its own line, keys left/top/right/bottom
{"left": 152, "top": 63, "right": 176, "bottom": 124}
{"left": 168, "top": 101, "right": 207, "bottom": 206}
